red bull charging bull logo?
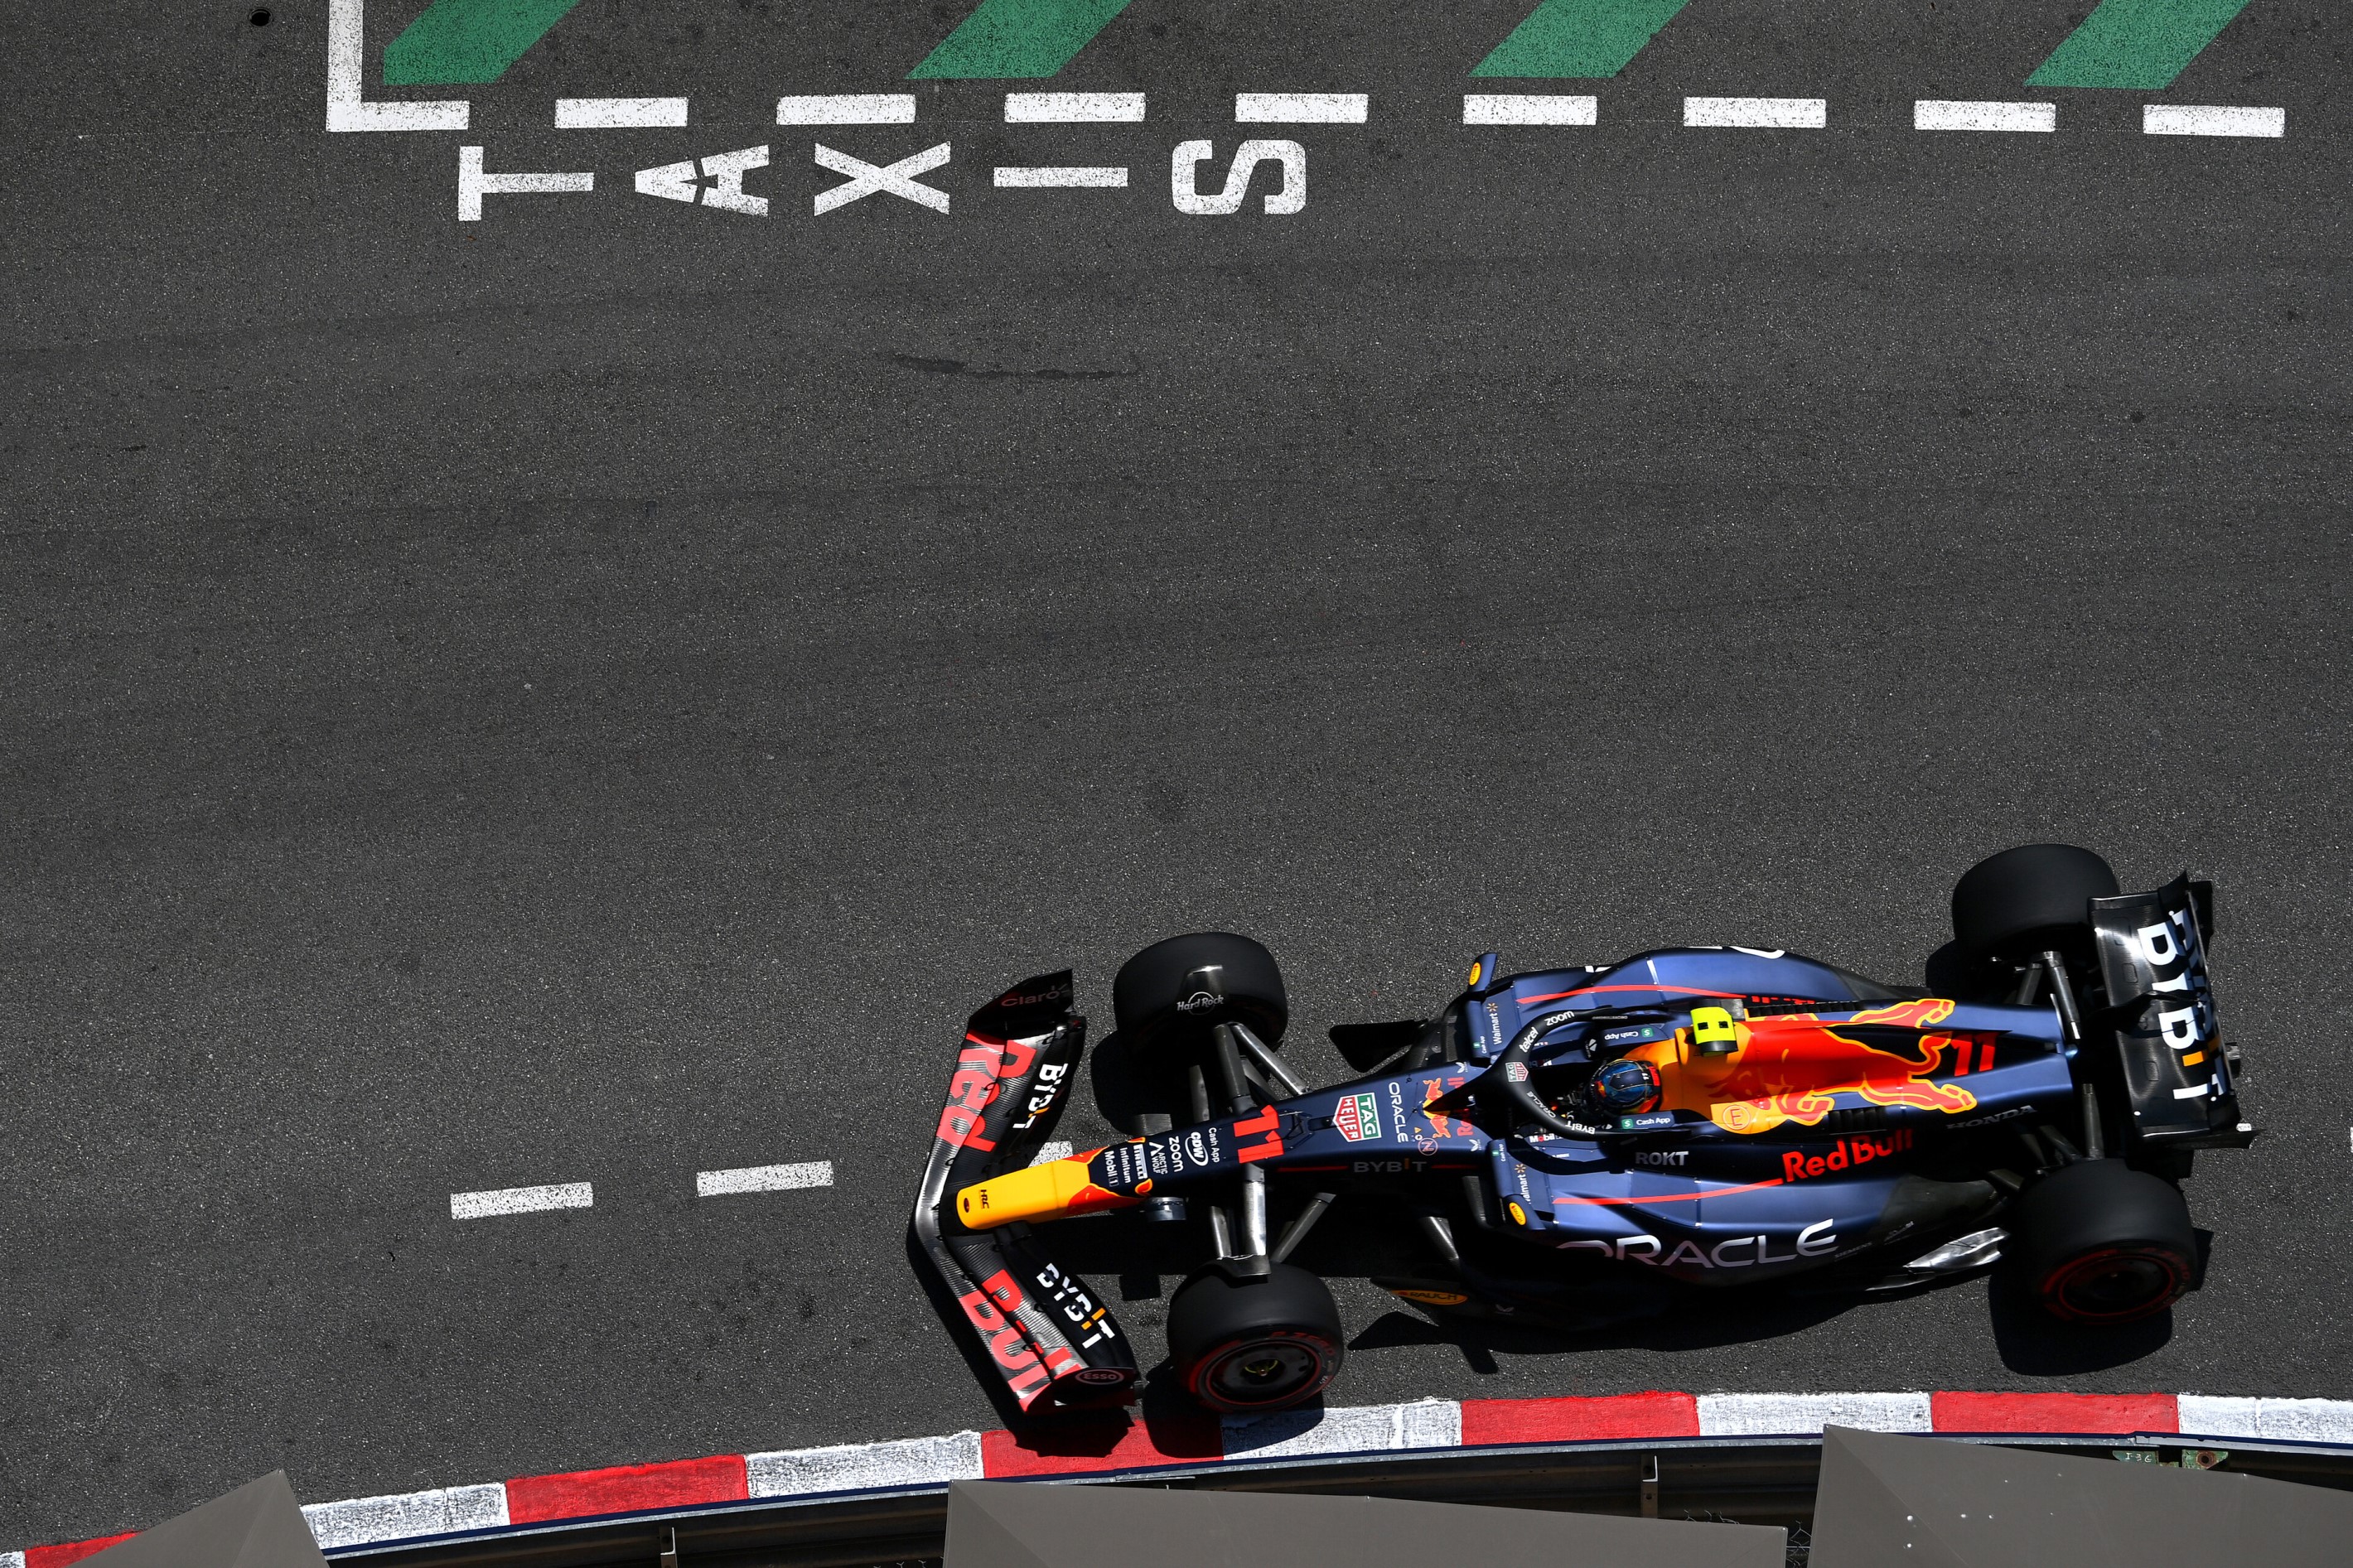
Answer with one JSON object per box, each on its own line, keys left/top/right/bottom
{"left": 1623, "top": 999, "right": 1988, "bottom": 1136}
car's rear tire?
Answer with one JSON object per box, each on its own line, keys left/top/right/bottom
{"left": 2008, "top": 1158, "right": 2196, "bottom": 1325}
{"left": 1951, "top": 843, "right": 2120, "bottom": 963}
{"left": 1112, "top": 932, "right": 1288, "bottom": 1049}
{"left": 1166, "top": 1263, "right": 1343, "bottom": 1413}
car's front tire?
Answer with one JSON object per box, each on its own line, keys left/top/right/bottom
{"left": 1166, "top": 1263, "right": 1344, "bottom": 1413}
{"left": 1112, "top": 930, "right": 1288, "bottom": 1049}
{"left": 2008, "top": 1158, "right": 2197, "bottom": 1324}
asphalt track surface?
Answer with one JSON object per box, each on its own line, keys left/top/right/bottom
{"left": 6, "top": 0, "right": 2353, "bottom": 1547}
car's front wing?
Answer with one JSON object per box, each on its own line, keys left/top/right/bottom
{"left": 910, "top": 972, "right": 1139, "bottom": 1411}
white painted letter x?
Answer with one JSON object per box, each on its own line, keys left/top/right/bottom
{"left": 814, "top": 142, "right": 951, "bottom": 215}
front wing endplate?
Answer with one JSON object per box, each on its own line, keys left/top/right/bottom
{"left": 911, "top": 972, "right": 1138, "bottom": 1410}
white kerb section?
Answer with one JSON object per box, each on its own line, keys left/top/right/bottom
{"left": 1223, "top": 1399, "right": 1462, "bottom": 1459}
{"left": 1005, "top": 92, "right": 1145, "bottom": 123}
{"left": 1028, "top": 1141, "right": 1076, "bottom": 1166}
{"left": 696, "top": 1160, "right": 834, "bottom": 1197}
{"left": 2, "top": 1550, "right": 25, "bottom": 1568}
{"left": 1463, "top": 94, "right": 1598, "bottom": 127}
{"left": 747, "top": 1432, "right": 986, "bottom": 1497}
{"left": 1684, "top": 97, "right": 1828, "bottom": 129}
{"left": 449, "top": 1181, "right": 594, "bottom": 1218}
{"left": 2143, "top": 105, "right": 2286, "bottom": 138}
{"left": 778, "top": 94, "right": 917, "bottom": 126}
{"left": 2177, "top": 1397, "right": 2353, "bottom": 1443}
{"left": 1914, "top": 100, "right": 2056, "bottom": 133}
{"left": 1236, "top": 93, "right": 1368, "bottom": 124}
{"left": 556, "top": 98, "right": 689, "bottom": 129}
{"left": 302, "top": 1483, "right": 510, "bottom": 1550}
{"left": 1698, "top": 1392, "right": 1934, "bottom": 1435}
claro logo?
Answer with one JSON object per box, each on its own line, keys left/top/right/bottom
{"left": 997, "top": 981, "right": 1072, "bottom": 1009}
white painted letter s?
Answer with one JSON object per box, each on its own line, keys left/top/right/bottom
{"left": 1172, "top": 139, "right": 1307, "bottom": 215}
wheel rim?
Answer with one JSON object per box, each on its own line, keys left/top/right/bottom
{"left": 1198, "top": 1333, "right": 1332, "bottom": 1409}
{"left": 2044, "top": 1247, "right": 2189, "bottom": 1324}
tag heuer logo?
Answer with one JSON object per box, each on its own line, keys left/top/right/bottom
{"left": 1334, "top": 1091, "right": 1379, "bottom": 1143}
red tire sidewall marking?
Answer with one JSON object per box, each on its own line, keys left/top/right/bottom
{"left": 1186, "top": 1328, "right": 1342, "bottom": 1412}
{"left": 2039, "top": 1245, "right": 2191, "bottom": 1324}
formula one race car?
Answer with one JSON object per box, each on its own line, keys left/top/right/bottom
{"left": 912, "top": 845, "right": 2254, "bottom": 1416}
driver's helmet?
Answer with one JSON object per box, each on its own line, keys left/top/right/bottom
{"left": 1587, "top": 1058, "right": 1663, "bottom": 1117}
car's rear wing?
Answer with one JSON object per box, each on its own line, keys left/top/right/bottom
{"left": 910, "top": 972, "right": 1139, "bottom": 1411}
{"left": 2090, "top": 875, "right": 2256, "bottom": 1151}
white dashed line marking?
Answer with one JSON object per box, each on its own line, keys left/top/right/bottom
{"left": 1005, "top": 92, "right": 1145, "bottom": 123}
{"left": 1028, "top": 1141, "right": 1076, "bottom": 1166}
{"left": 695, "top": 1160, "right": 835, "bottom": 1197}
{"left": 1685, "top": 97, "right": 1827, "bottom": 129}
{"left": 777, "top": 93, "right": 916, "bottom": 126}
{"left": 1236, "top": 92, "right": 1367, "bottom": 124}
{"left": 1462, "top": 94, "right": 1597, "bottom": 127}
{"left": 555, "top": 97, "right": 689, "bottom": 128}
{"left": 2144, "top": 104, "right": 2285, "bottom": 138}
{"left": 994, "top": 166, "right": 1128, "bottom": 187}
{"left": 1914, "top": 100, "right": 2055, "bottom": 133}
{"left": 450, "top": 1182, "right": 593, "bottom": 1219}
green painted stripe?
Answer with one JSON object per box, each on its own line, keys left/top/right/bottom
{"left": 1471, "top": 0, "right": 1694, "bottom": 80}
{"left": 908, "top": 0, "right": 1133, "bottom": 80}
{"left": 2026, "top": 0, "right": 2255, "bottom": 89}
{"left": 382, "top": 0, "right": 586, "bottom": 86}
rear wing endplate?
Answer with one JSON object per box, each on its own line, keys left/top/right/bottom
{"left": 2090, "top": 875, "right": 2256, "bottom": 1150}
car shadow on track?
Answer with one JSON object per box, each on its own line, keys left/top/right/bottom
{"left": 1344, "top": 1291, "right": 1859, "bottom": 1365}
{"left": 1347, "top": 1262, "right": 2179, "bottom": 1379}
{"left": 966, "top": 1192, "right": 2195, "bottom": 1381}
{"left": 1984, "top": 1271, "right": 2178, "bottom": 1374}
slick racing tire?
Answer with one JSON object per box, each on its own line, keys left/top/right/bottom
{"left": 1951, "top": 843, "right": 2120, "bottom": 963}
{"left": 1113, "top": 932, "right": 1288, "bottom": 1050}
{"left": 1167, "top": 1263, "right": 1343, "bottom": 1413}
{"left": 2008, "top": 1159, "right": 2197, "bottom": 1325}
